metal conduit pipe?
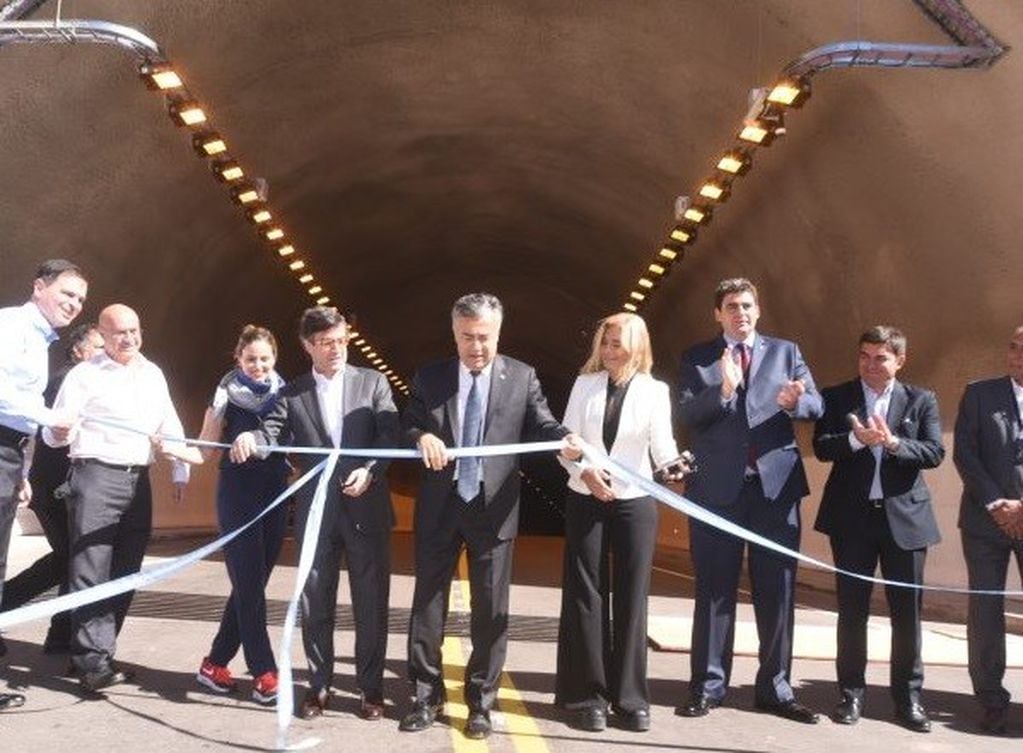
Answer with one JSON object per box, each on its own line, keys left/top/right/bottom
{"left": 0, "top": 18, "right": 165, "bottom": 60}
{"left": 782, "top": 0, "right": 1007, "bottom": 80}
{"left": 0, "top": 0, "right": 50, "bottom": 23}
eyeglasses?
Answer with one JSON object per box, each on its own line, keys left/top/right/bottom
{"left": 313, "top": 337, "right": 347, "bottom": 350}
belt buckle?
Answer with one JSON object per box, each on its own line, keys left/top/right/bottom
{"left": 869, "top": 498, "right": 884, "bottom": 509}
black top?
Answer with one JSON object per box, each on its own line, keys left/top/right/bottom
{"left": 602, "top": 376, "right": 633, "bottom": 451}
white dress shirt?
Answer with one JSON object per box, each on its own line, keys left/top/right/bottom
{"left": 43, "top": 352, "right": 189, "bottom": 482}
{"left": 313, "top": 366, "right": 345, "bottom": 448}
{"left": 0, "top": 302, "right": 59, "bottom": 434}
{"left": 848, "top": 379, "right": 894, "bottom": 499}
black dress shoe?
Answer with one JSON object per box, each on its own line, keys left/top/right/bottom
{"left": 980, "top": 706, "right": 1008, "bottom": 735}
{"left": 831, "top": 696, "right": 862, "bottom": 725}
{"left": 398, "top": 700, "right": 443, "bottom": 732}
{"left": 755, "top": 699, "right": 820, "bottom": 724}
{"left": 359, "top": 693, "right": 385, "bottom": 721}
{"left": 0, "top": 691, "right": 26, "bottom": 710}
{"left": 617, "top": 708, "right": 650, "bottom": 732}
{"left": 675, "top": 693, "right": 721, "bottom": 717}
{"left": 894, "top": 702, "right": 931, "bottom": 733}
{"left": 575, "top": 706, "right": 606, "bottom": 732}
{"left": 80, "top": 666, "right": 135, "bottom": 693}
{"left": 464, "top": 710, "right": 492, "bottom": 739}
{"left": 299, "top": 688, "right": 329, "bottom": 720}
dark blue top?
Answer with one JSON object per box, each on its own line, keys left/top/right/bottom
{"left": 220, "top": 399, "right": 289, "bottom": 476}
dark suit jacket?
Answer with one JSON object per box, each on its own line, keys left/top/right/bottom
{"left": 678, "top": 333, "right": 823, "bottom": 507}
{"left": 813, "top": 379, "right": 944, "bottom": 550}
{"left": 403, "top": 354, "right": 567, "bottom": 540}
{"left": 254, "top": 366, "right": 399, "bottom": 533}
{"left": 954, "top": 376, "right": 1023, "bottom": 540}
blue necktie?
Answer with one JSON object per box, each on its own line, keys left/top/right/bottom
{"left": 457, "top": 372, "right": 483, "bottom": 502}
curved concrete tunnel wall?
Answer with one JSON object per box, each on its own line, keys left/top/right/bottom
{"left": 2, "top": 1, "right": 1021, "bottom": 601}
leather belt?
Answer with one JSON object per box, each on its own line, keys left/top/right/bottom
{"left": 72, "top": 457, "right": 148, "bottom": 474}
{"left": 0, "top": 424, "right": 31, "bottom": 451}
{"left": 868, "top": 498, "right": 884, "bottom": 509}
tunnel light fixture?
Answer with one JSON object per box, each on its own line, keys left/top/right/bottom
{"left": 366, "top": 351, "right": 378, "bottom": 359}
{"left": 354, "top": 338, "right": 366, "bottom": 346}
{"left": 140, "top": 63, "right": 183, "bottom": 90}
{"left": 192, "top": 131, "right": 227, "bottom": 157}
{"left": 767, "top": 79, "right": 810, "bottom": 108}
{"left": 298, "top": 273, "right": 314, "bottom": 284}
{"left": 316, "top": 296, "right": 330, "bottom": 305}
{"left": 264, "top": 227, "right": 284, "bottom": 241}
{"left": 623, "top": 302, "right": 638, "bottom": 312}
{"left": 669, "top": 226, "right": 696, "bottom": 244}
{"left": 658, "top": 246, "right": 680, "bottom": 262}
{"left": 247, "top": 207, "right": 272, "bottom": 224}
{"left": 167, "top": 98, "right": 207, "bottom": 127}
{"left": 683, "top": 205, "right": 712, "bottom": 225}
{"left": 629, "top": 291, "right": 646, "bottom": 302}
{"left": 288, "top": 260, "right": 305, "bottom": 271}
{"left": 698, "top": 179, "right": 731, "bottom": 202}
{"left": 230, "top": 185, "right": 260, "bottom": 205}
{"left": 308, "top": 285, "right": 322, "bottom": 295}
{"left": 648, "top": 263, "right": 667, "bottom": 276}
{"left": 717, "top": 149, "right": 752, "bottom": 176}
{"left": 212, "top": 160, "right": 244, "bottom": 182}
{"left": 738, "top": 120, "right": 776, "bottom": 146}
{"left": 276, "top": 244, "right": 295, "bottom": 257}
{"left": 637, "top": 277, "right": 655, "bottom": 290}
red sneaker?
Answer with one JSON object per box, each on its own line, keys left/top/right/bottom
{"left": 196, "top": 657, "right": 237, "bottom": 694}
{"left": 252, "top": 670, "right": 278, "bottom": 705}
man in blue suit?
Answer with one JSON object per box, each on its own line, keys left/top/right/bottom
{"left": 677, "top": 277, "right": 822, "bottom": 723}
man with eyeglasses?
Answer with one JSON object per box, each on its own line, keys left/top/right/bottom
{"left": 231, "top": 306, "right": 399, "bottom": 722}
{"left": 954, "top": 324, "right": 1023, "bottom": 735}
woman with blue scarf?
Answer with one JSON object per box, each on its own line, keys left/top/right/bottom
{"left": 195, "top": 325, "right": 289, "bottom": 704}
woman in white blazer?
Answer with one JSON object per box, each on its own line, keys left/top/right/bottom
{"left": 554, "top": 312, "right": 682, "bottom": 733}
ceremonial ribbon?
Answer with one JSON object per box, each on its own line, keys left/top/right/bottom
{"left": 3, "top": 416, "right": 1020, "bottom": 750}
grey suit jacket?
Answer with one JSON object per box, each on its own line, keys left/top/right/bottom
{"left": 255, "top": 365, "right": 399, "bottom": 533}
{"left": 678, "top": 332, "right": 823, "bottom": 507}
{"left": 813, "top": 378, "right": 944, "bottom": 550}
{"left": 954, "top": 376, "right": 1023, "bottom": 539}
{"left": 403, "top": 354, "right": 567, "bottom": 540}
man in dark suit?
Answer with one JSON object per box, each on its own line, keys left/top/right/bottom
{"left": 813, "top": 325, "right": 943, "bottom": 733}
{"left": 397, "top": 292, "right": 577, "bottom": 740}
{"left": 954, "top": 324, "right": 1023, "bottom": 735}
{"left": 231, "top": 306, "right": 398, "bottom": 721}
{"left": 677, "top": 277, "right": 822, "bottom": 723}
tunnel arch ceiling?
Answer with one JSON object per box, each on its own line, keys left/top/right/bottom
{"left": 1, "top": 0, "right": 1021, "bottom": 428}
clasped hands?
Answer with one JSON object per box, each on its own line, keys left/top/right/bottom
{"left": 718, "top": 345, "right": 805, "bottom": 410}
{"left": 849, "top": 413, "right": 900, "bottom": 453}
{"left": 989, "top": 498, "right": 1023, "bottom": 540}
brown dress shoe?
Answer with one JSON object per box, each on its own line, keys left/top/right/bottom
{"left": 359, "top": 693, "right": 385, "bottom": 721}
{"left": 300, "top": 688, "right": 329, "bottom": 719}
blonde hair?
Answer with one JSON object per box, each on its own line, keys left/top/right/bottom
{"left": 580, "top": 312, "right": 653, "bottom": 384}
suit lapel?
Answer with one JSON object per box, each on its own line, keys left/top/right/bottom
{"left": 444, "top": 358, "right": 461, "bottom": 443}
{"left": 748, "top": 334, "right": 767, "bottom": 386}
{"left": 887, "top": 380, "right": 908, "bottom": 428}
{"left": 848, "top": 380, "right": 868, "bottom": 423}
{"left": 483, "top": 355, "right": 507, "bottom": 444}
{"left": 341, "top": 367, "right": 361, "bottom": 446}
{"left": 298, "top": 373, "right": 332, "bottom": 448}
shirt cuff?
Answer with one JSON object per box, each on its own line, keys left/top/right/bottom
{"left": 848, "top": 432, "right": 865, "bottom": 452}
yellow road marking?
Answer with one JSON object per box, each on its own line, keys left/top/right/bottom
{"left": 446, "top": 554, "right": 550, "bottom": 753}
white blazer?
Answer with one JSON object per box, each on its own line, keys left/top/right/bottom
{"left": 558, "top": 371, "right": 680, "bottom": 499}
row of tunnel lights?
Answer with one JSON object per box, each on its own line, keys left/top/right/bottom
{"left": 138, "top": 63, "right": 411, "bottom": 395}
{"left": 621, "top": 78, "right": 810, "bottom": 313}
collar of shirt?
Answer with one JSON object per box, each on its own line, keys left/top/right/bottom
{"left": 723, "top": 332, "right": 757, "bottom": 350}
{"left": 23, "top": 302, "right": 59, "bottom": 345}
{"left": 860, "top": 378, "right": 894, "bottom": 406}
{"left": 1011, "top": 378, "right": 1023, "bottom": 422}
{"left": 311, "top": 365, "right": 345, "bottom": 391}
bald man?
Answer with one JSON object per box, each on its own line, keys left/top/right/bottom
{"left": 44, "top": 304, "right": 202, "bottom": 692}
